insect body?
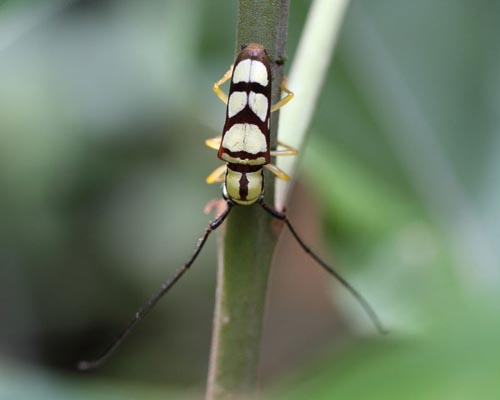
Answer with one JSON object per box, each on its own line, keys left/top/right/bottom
{"left": 78, "top": 44, "right": 384, "bottom": 371}
{"left": 219, "top": 45, "right": 271, "bottom": 205}
{"left": 206, "top": 43, "right": 295, "bottom": 205}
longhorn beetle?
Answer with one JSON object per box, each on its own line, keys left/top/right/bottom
{"left": 78, "top": 44, "right": 385, "bottom": 370}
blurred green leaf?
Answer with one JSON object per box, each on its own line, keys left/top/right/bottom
{"left": 270, "top": 300, "right": 500, "bottom": 400}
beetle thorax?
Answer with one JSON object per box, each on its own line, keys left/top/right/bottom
{"left": 223, "top": 166, "right": 264, "bottom": 205}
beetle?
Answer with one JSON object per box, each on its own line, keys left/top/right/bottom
{"left": 78, "top": 44, "right": 384, "bottom": 370}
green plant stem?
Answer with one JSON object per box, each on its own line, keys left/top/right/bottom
{"left": 205, "top": 1, "right": 290, "bottom": 399}
{"left": 275, "top": 0, "right": 351, "bottom": 210}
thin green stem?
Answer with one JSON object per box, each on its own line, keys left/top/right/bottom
{"left": 205, "top": 1, "right": 290, "bottom": 399}
{"left": 275, "top": 0, "right": 351, "bottom": 210}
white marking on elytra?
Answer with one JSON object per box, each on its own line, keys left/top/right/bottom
{"left": 249, "top": 61, "right": 268, "bottom": 86}
{"left": 228, "top": 91, "right": 247, "bottom": 118}
{"left": 232, "top": 59, "right": 269, "bottom": 86}
{"left": 221, "top": 154, "right": 266, "bottom": 165}
{"left": 248, "top": 92, "right": 268, "bottom": 122}
{"left": 222, "top": 123, "right": 267, "bottom": 154}
{"left": 232, "top": 59, "right": 251, "bottom": 84}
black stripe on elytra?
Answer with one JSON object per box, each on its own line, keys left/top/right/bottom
{"left": 230, "top": 82, "right": 269, "bottom": 95}
{"left": 218, "top": 145, "right": 270, "bottom": 165}
{"left": 224, "top": 150, "right": 268, "bottom": 162}
{"left": 224, "top": 107, "right": 269, "bottom": 130}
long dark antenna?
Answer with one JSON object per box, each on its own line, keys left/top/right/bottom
{"left": 260, "top": 201, "right": 387, "bottom": 334}
{"left": 78, "top": 202, "right": 233, "bottom": 370}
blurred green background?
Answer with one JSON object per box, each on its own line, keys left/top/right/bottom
{"left": 1, "top": 0, "right": 499, "bottom": 399}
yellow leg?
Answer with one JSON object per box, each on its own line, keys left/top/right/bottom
{"left": 213, "top": 66, "right": 233, "bottom": 105}
{"left": 264, "top": 164, "right": 291, "bottom": 181}
{"left": 205, "top": 136, "right": 222, "bottom": 151}
{"left": 206, "top": 165, "right": 227, "bottom": 184}
{"left": 271, "top": 141, "right": 298, "bottom": 156}
{"left": 271, "top": 78, "right": 294, "bottom": 112}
